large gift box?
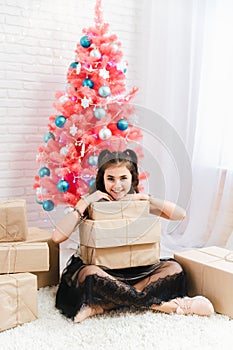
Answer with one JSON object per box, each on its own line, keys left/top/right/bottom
{"left": 0, "top": 241, "right": 49, "bottom": 274}
{"left": 88, "top": 200, "right": 150, "bottom": 220}
{"left": 28, "top": 227, "right": 60, "bottom": 288}
{"left": 81, "top": 242, "right": 160, "bottom": 269}
{"left": 174, "top": 246, "right": 233, "bottom": 318}
{"left": 0, "top": 199, "right": 28, "bottom": 242}
{"left": 0, "top": 273, "right": 38, "bottom": 332}
{"left": 79, "top": 216, "right": 161, "bottom": 268}
{"left": 79, "top": 216, "right": 160, "bottom": 248}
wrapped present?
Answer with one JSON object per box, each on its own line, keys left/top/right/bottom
{"left": 28, "top": 227, "right": 60, "bottom": 288}
{"left": 81, "top": 242, "right": 160, "bottom": 269}
{"left": 0, "top": 273, "right": 38, "bottom": 332}
{"left": 88, "top": 200, "right": 150, "bottom": 220}
{"left": 0, "top": 199, "right": 28, "bottom": 242}
{"left": 0, "top": 241, "right": 49, "bottom": 274}
{"left": 79, "top": 216, "right": 161, "bottom": 268}
{"left": 174, "top": 246, "right": 233, "bottom": 318}
{"left": 79, "top": 216, "right": 161, "bottom": 248}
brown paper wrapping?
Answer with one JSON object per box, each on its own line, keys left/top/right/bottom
{"left": 81, "top": 242, "right": 160, "bottom": 269}
{"left": 0, "top": 199, "right": 28, "bottom": 242}
{"left": 174, "top": 246, "right": 233, "bottom": 318}
{"left": 88, "top": 200, "right": 150, "bottom": 220}
{"left": 0, "top": 273, "right": 38, "bottom": 332}
{"left": 0, "top": 241, "right": 49, "bottom": 274}
{"left": 79, "top": 216, "right": 161, "bottom": 248}
{"left": 28, "top": 227, "right": 60, "bottom": 288}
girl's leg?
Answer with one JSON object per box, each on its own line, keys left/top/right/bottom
{"left": 132, "top": 260, "right": 214, "bottom": 316}
{"left": 74, "top": 265, "right": 117, "bottom": 322}
{"left": 133, "top": 260, "right": 187, "bottom": 314}
{"left": 133, "top": 260, "right": 183, "bottom": 292}
{"left": 74, "top": 264, "right": 166, "bottom": 322}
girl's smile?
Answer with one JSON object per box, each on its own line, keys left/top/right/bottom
{"left": 103, "top": 165, "right": 132, "bottom": 200}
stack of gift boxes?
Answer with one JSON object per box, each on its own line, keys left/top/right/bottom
{"left": 79, "top": 200, "right": 161, "bottom": 269}
{"left": 0, "top": 199, "right": 59, "bottom": 332}
{"left": 79, "top": 200, "right": 233, "bottom": 319}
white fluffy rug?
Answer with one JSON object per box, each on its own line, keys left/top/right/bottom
{"left": 0, "top": 286, "right": 233, "bottom": 350}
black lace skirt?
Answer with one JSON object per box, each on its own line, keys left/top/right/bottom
{"left": 56, "top": 254, "right": 187, "bottom": 319}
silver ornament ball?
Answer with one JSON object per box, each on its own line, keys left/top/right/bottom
{"left": 94, "top": 107, "right": 106, "bottom": 120}
{"left": 90, "top": 49, "right": 101, "bottom": 59}
{"left": 99, "top": 127, "right": 112, "bottom": 140}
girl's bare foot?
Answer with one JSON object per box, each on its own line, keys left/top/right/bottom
{"left": 74, "top": 305, "right": 104, "bottom": 323}
{"left": 172, "top": 296, "right": 214, "bottom": 316}
{"left": 151, "top": 300, "right": 178, "bottom": 314}
{"left": 151, "top": 296, "right": 214, "bottom": 316}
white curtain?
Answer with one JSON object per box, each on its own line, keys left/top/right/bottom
{"left": 137, "top": 0, "right": 233, "bottom": 251}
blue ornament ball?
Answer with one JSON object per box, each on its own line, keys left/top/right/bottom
{"left": 43, "top": 132, "right": 55, "bottom": 143}
{"left": 88, "top": 155, "right": 98, "bottom": 166}
{"left": 82, "top": 78, "right": 94, "bottom": 89}
{"left": 55, "top": 115, "right": 66, "bottom": 128}
{"left": 42, "top": 200, "right": 54, "bottom": 211}
{"left": 80, "top": 35, "right": 91, "bottom": 48}
{"left": 57, "top": 180, "right": 69, "bottom": 192}
{"left": 94, "top": 107, "right": 106, "bottom": 120}
{"left": 117, "top": 118, "right": 129, "bottom": 131}
{"left": 38, "top": 167, "right": 50, "bottom": 178}
{"left": 98, "top": 86, "right": 111, "bottom": 98}
{"left": 69, "top": 61, "right": 79, "bottom": 68}
{"left": 89, "top": 178, "right": 96, "bottom": 188}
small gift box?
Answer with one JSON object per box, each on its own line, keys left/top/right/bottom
{"left": 0, "top": 241, "right": 49, "bottom": 274}
{"left": 0, "top": 273, "right": 38, "bottom": 332}
{"left": 0, "top": 199, "right": 28, "bottom": 242}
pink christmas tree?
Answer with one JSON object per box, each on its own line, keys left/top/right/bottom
{"left": 34, "top": 0, "right": 147, "bottom": 211}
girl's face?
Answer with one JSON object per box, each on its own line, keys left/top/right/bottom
{"left": 103, "top": 164, "right": 132, "bottom": 200}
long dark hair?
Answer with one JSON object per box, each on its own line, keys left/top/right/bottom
{"left": 95, "top": 149, "right": 139, "bottom": 194}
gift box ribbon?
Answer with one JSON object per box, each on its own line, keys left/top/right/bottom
{"left": 0, "top": 222, "right": 18, "bottom": 240}
{"left": 200, "top": 249, "right": 233, "bottom": 263}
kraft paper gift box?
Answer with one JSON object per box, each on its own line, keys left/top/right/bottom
{"left": 0, "top": 241, "right": 49, "bottom": 274}
{"left": 88, "top": 200, "right": 150, "bottom": 220}
{"left": 79, "top": 216, "right": 161, "bottom": 268}
{"left": 79, "top": 216, "right": 161, "bottom": 248}
{"left": 174, "top": 246, "right": 233, "bottom": 318}
{"left": 28, "top": 227, "right": 60, "bottom": 288}
{"left": 80, "top": 243, "right": 160, "bottom": 269}
{"left": 0, "top": 273, "right": 38, "bottom": 332}
{"left": 0, "top": 199, "right": 28, "bottom": 242}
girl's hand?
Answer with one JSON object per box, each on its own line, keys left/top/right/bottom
{"left": 82, "top": 190, "right": 113, "bottom": 205}
{"left": 120, "top": 193, "right": 150, "bottom": 201}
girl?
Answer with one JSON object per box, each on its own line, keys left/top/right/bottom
{"left": 53, "top": 149, "right": 214, "bottom": 322}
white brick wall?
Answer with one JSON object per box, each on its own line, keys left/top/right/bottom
{"left": 0, "top": 0, "right": 143, "bottom": 231}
